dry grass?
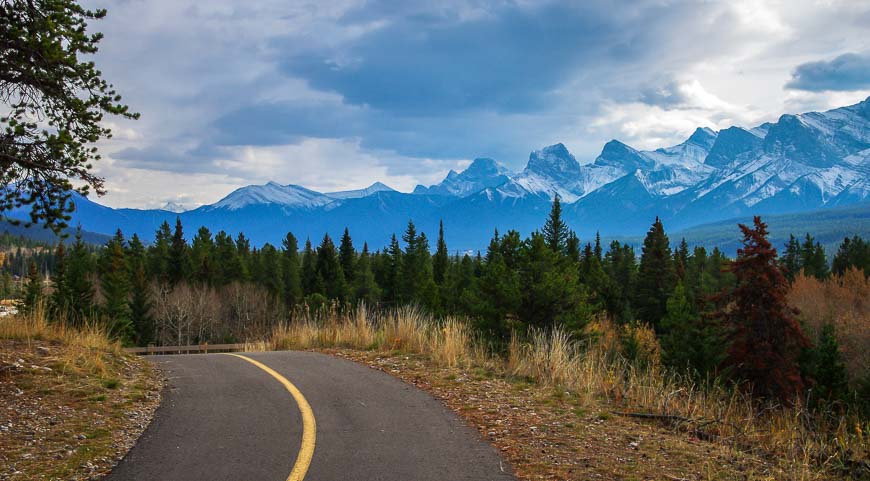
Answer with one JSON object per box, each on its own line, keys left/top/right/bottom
{"left": 252, "top": 303, "right": 869, "bottom": 480}
{"left": 0, "top": 307, "right": 162, "bottom": 480}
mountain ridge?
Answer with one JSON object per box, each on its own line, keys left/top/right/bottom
{"left": 10, "top": 96, "right": 870, "bottom": 250}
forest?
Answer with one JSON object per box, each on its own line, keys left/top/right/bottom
{"left": 5, "top": 197, "right": 870, "bottom": 410}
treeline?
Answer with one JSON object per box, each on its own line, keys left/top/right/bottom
{"left": 16, "top": 197, "right": 870, "bottom": 407}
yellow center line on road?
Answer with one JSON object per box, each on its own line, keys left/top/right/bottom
{"left": 224, "top": 353, "right": 316, "bottom": 481}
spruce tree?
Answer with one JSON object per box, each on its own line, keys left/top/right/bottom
{"left": 542, "top": 194, "right": 569, "bottom": 252}
{"left": 803, "top": 323, "right": 849, "bottom": 406}
{"left": 148, "top": 221, "right": 172, "bottom": 282}
{"left": 22, "top": 260, "right": 43, "bottom": 314}
{"left": 384, "top": 234, "right": 404, "bottom": 304}
{"left": 831, "top": 235, "right": 870, "bottom": 276}
{"left": 168, "top": 218, "right": 189, "bottom": 285}
{"left": 719, "top": 216, "right": 810, "bottom": 401}
{"left": 634, "top": 217, "right": 676, "bottom": 330}
{"left": 282, "top": 232, "right": 303, "bottom": 308}
{"left": 65, "top": 230, "right": 95, "bottom": 325}
{"left": 301, "top": 239, "right": 321, "bottom": 296}
{"left": 234, "top": 232, "right": 251, "bottom": 281}
{"left": 99, "top": 236, "right": 133, "bottom": 342}
{"left": 316, "top": 234, "right": 346, "bottom": 301}
{"left": 338, "top": 228, "right": 355, "bottom": 284}
{"left": 660, "top": 283, "right": 725, "bottom": 377}
{"left": 782, "top": 234, "right": 801, "bottom": 281}
{"left": 129, "top": 261, "right": 154, "bottom": 346}
{"left": 353, "top": 243, "right": 381, "bottom": 305}
{"left": 190, "top": 226, "right": 214, "bottom": 284}
{"left": 49, "top": 242, "right": 67, "bottom": 316}
{"left": 259, "top": 243, "right": 284, "bottom": 301}
{"left": 433, "top": 220, "right": 449, "bottom": 285}
{"left": 800, "top": 234, "right": 828, "bottom": 279}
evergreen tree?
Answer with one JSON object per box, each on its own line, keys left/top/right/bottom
{"left": 190, "top": 226, "right": 214, "bottom": 284}
{"left": 259, "top": 243, "right": 284, "bottom": 301}
{"left": 353, "top": 243, "right": 381, "bottom": 305}
{"left": 49, "top": 242, "right": 67, "bottom": 316}
{"left": 433, "top": 220, "right": 449, "bottom": 286}
{"left": 99, "top": 236, "right": 133, "bottom": 342}
{"left": 718, "top": 217, "right": 810, "bottom": 401}
{"left": 542, "top": 195, "right": 569, "bottom": 252}
{"left": 800, "top": 234, "right": 828, "bottom": 279}
{"left": 128, "top": 260, "right": 154, "bottom": 346}
{"left": 282, "top": 232, "right": 303, "bottom": 308}
{"left": 65, "top": 230, "right": 95, "bottom": 324}
{"left": 660, "top": 283, "right": 725, "bottom": 377}
{"left": 168, "top": 218, "right": 189, "bottom": 285}
{"left": 234, "top": 232, "right": 251, "bottom": 281}
{"left": 565, "top": 232, "right": 581, "bottom": 264}
{"left": 301, "top": 239, "right": 321, "bottom": 296}
{"left": 384, "top": 234, "right": 404, "bottom": 305}
{"left": 831, "top": 235, "right": 870, "bottom": 276}
{"left": 333, "top": 228, "right": 353, "bottom": 286}
{"left": 803, "top": 323, "right": 849, "bottom": 406}
{"left": 22, "top": 260, "right": 43, "bottom": 313}
{"left": 782, "top": 234, "right": 801, "bottom": 281}
{"left": 316, "top": 234, "right": 346, "bottom": 300}
{"left": 602, "top": 240, "right": 637, "bottom": 323}
{"left": 634, "top": 217, "right": 676, "bottom": 330}
{"left": 674, "top": 238, "right": 690, "bottom": 281}
{"left": 147, "top": 221, "right": 172, "bottom": 282}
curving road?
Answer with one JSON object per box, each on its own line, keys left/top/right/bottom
{"left": 106, "top": 351, "right": 515, "bottom": 481}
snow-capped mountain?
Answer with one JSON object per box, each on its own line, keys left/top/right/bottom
{"left": 209, "top": 182, "right": 335, "bottom": 211}
{"left": 327, "top": 182, "right": 396, "bottom": 199}
{"left": 20, "top": 96, "right": 870, "bottom": 251}
{"left": 161, "top": 201, "right": 188, "bottom": 213}
{"left": 413, "top": 158, "right": 511, "bottom": 197}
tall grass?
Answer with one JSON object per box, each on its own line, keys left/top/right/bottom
{"left": 254, "top": 303, "right": 868, "bottom": 479}
{"left": 0, "top": 304, "right": 120, "bottom": 377}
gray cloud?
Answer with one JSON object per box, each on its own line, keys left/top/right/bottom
{"left": 786, "top": 52, "right": 870, "bottom": 92}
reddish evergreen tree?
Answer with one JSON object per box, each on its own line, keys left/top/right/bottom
{"left": 719, "top": 216, "right": 810, "bottom": 401}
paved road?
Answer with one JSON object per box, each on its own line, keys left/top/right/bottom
{"left": 106, "top": 351, "right": 515, "bottom": 481}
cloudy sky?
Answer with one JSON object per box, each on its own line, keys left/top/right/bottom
{"left": 82, "top": 0, "right": 870, "bottom": 209}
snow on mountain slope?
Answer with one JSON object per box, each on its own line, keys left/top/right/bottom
{"left": 414, "top": 158, "right": 511, "bottom": 197}
{"left": 327, "top": 182, "right": 396, "bottom": 199}
{"left": 211, "top": 182, "right": 335, "bottom": 210}
{"left": 161, "top": 201, "right": 188, "bottom": 213}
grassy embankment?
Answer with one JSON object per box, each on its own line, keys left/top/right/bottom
{"left": 247, "top": 298, "right": 868, "bottom": 480}
{"left": 0, "top": 307, "right": 162, "bottom": 481}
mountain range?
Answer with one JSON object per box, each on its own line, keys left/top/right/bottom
{"left": 11, "top": 96, "right": 870, "bottom": 251}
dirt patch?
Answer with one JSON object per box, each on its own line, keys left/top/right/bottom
{"left": 0, "top": 340, "right": 162, "bottom": 481}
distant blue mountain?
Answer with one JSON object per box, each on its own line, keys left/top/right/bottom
{"left": 10, "top": 97, "right": 870, "bottom": 251}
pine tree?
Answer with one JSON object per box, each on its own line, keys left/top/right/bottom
{"left": 782, "top": 234, "right": 801, "bottom": 281}
{"left": 831, "top": 235, "right": 870, "bottom": 276}
{"left": 168, "top": 218, "right": 189, "bottom": 285}
{"left": 384, "top": 234, "right": 404, "bottom": 304}
{"left": 128, "top": 261, "right": 154, "bottom": 346}
{"left": 634, "top": 217, "right": 676, "bottom": 330}
{"left": 49, "top": 242, "right": 67, "bottom": 316}
{"left": 674, "top": 238, "right": 690, "bottom": 281}
{"left": 719, "top": 216, "right": 810, "bottom": 401}
{"left": 190, "top": 226, "right": 214, "bottom": 284}
{"left": 338, "top": 227, "right": 356, "bottom": 284}
{"left": 316, "top": 234, "right": 346, "bottom": 301}
{"left": 65, "top": 230, "right": 95, "bottom": 325}
{"left": 800, "top": 233, "right": 828, "bottom": 279}
{"left": 234, "top": 232, "right": 251, "bottom": 281}
{"left": 282, "top": 232, "right": 303, "bottom": 308}
{"left": 353, "top": 243, "right": 381, "bottom": 305}
{"left": 148, "top": 221, "right": 172, "bottom": 282}
{"left": 99, "top": 236, "right": 133, "bottom": 342}
{"left": 433, "top": 220, "right": 449, "bottom": 286}
{"left": 22, "top": 260, "right": 43, "bottom": 313}
{"left": 542, "top": 195, "right": 569, "bottom": 252}
{"left": 802, "top": 324, "right": 849, "bottom": 406}
{"left": 259, "top": 243, "right": 284, "bottom": 301}
{"left": 301, "top": 238, "right": 321, "bottom": 296}
{"left": 660, "top": 283, "right": 725, "bottom": 377}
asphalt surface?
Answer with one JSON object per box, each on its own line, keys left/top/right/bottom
{"left": 106, "top": 351, "right": 515, "bottom": 481}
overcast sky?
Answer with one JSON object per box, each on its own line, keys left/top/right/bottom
{"left": 81, "top": 0, "right": 870, "bottom": 209}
